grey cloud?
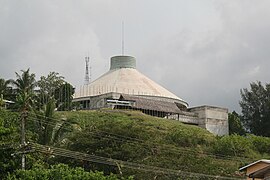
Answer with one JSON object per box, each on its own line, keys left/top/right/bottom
{"left": 1, "top": 0, "right": 270, "bottom": 113}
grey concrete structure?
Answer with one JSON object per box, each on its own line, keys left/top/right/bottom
{"left": 73, "top": 55, "right": 229, "bottom": 136}
{"left": 188, "top": 106, "right": 229, "bottom": 135}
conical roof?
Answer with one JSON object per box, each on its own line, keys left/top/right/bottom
{"left": 74, "top": 55, "right": 188, "bottom": 107}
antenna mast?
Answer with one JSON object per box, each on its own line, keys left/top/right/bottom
{"left": 122, "top": 21, "right": 124, "bottom": 55}
{"left": 84, "top": 55, "right": 90, "bottom": 85}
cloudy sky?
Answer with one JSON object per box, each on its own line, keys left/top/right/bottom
{"left": 1, "top": 0, "right": 270, "bottom": 112}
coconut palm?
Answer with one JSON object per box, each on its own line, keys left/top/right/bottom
{"left": 12, "top": 69, "right": 36, "bottom": 110}
{"left": 34, "top": 95, "right": 78, "bottom": 146}
{"left": 11, "top": 68, "right": 36, "bottom": 170}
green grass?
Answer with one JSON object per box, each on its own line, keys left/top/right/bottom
{"left": 54, "top": 109, "right": 270, "bottom": 179}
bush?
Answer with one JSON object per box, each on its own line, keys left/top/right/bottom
{"left": 7, "top": 163, "right": 132, "bottom": 180}
{"left": 248, "top": 134, "right": 270, "bottom": 154}
{"left": 213, "top": 135, "right": 257, "bottom": 157}
{"left": 166, "top": 127, "right": 215, "bottom": 147}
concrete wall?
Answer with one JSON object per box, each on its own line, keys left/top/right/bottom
{"left": 73, "top": 94, "right": 229, "bottom": 136}
{"left": 189, "top": 106, "right": 229, "bottom": 136}
{"left": 169, "top": 114, "right": 199, "bottom": 125}
{"left": 73, "top": 92, "right": 121, "bottom": 109}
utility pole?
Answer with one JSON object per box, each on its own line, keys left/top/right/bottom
{"left": 21, "top": 111, "right": 26, "bottom": 170}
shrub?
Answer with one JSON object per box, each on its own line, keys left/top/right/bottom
{"left": 248, "top": 134, "right": 270, "bottom": 154}
{"left": 213, "top": 135, "right": 256, "bottom": 157}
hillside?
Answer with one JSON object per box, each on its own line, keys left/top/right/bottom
{"left": 53, "top": 109, "right": 270, "bottom": 179}
{"left": 2, "top": 109, "right": 270, "bottom": 179}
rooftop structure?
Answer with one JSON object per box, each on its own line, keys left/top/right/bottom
{"left": 73, "top": 55, "right": 229, "bottom": 136}
{"left": 74, "top": 55, "right": 188, "bottom": 108}
{"left": 240, "top": 159, "right": 270, "bottom": 179}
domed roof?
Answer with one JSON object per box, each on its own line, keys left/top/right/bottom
{"left": 74, "top": 55, "right": 188, "bottom": 107}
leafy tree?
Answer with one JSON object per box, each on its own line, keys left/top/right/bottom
{"left": 228, "top": 111, "right": 245, "bottom": 135}
{"left": 240, "top": 81, "right": 270, "bottom": 136}
{"left": 55, "top": 83, "right": 74, "bottom": 111}
{"left": 36, "top": 72, "right": 74, "bottom": 111}
{"left": 0, "top": 78, "right": 10, "bottom": 96}
{"left": 7, "top": 163, "right": 130, "bottom": 180}
{"left": 37, "top": 72, "right": 64, "bottom": 109}
{"left": 0, "top": 78, "right": 15, "bottom": 104}
{"left": 0, "top": 109, "right": 20, "bottom": 179}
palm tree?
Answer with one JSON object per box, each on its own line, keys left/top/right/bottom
{"left": 11, "top": 68, "right": 36, "bottom": 170}
{"left": 12, "top": 69, "right": 36, "bottom": 112}
{"left": 35, "top": 99, "right": 79, "bottom": 146}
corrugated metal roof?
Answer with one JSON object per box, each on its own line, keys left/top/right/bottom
{"left": 239, "top": 159, "right": 270, "bottom": 171}
{"left": 120, "top": 94, "right": 182, "bottom": 113}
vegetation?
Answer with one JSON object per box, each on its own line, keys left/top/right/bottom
{"left": 2, "top": 69, "right": 270, "bottom": 179}
{"left": 240, "top": 81, "right": 270, "bottom": 136}
{"left": 7, "top": 164, "right": 132, "bottom": 180}
{"left": 52, "top": 110, "right": 268, "bottom": 179}
{"left": 228, "top": 111, "right": 245, "bottom": 135}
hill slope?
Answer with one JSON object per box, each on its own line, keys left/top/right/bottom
{"left": 52, "top": 109, "right": 270, "bottom": 179}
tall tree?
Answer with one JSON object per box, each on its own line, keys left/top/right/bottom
{"left": 0, "top": 78, "right": 11, "bottom": 97}
{"left": 55, "top": 83, "right": 74, "bottom": 111}
{"left": 240, "top": 81, "right": 270, "bottom": 137}
{"left": 11, "top": 68, "right": 36, "bottom": 170}
{"left": 12, "top": 69, "right": 36, "bottom": 113}
{"left": 33, "top": 99, "right": 78, "bottom": 146}
{"left": 228, "top": 111, "right": 245, "bottom": 135}
{"left": 37, "top": 72, "right": 64, "bottom": 109}
{"left": 0, "top": 78, "right": 15, "bottom": 103}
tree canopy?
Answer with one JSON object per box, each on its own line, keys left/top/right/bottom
{"left": 228, "top": 111, "right": 245, "bottom": 135}
{"left": 240, "top": 81, "right": 270, "bottom": 137}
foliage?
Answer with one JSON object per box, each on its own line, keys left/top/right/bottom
{"left": 248, "top": 135, "right": 270, "bottom": 154}
{"left": 7, "top": 163, "right": 131, "bottom": 180}
{"left": 0, "top": 78, "right": 14, "bottom": 100}
{"left": 228, "top": 111, "right": 246, "bottom": 135}
{"left": 29, "top": 99, "right": 78, "bottom": 146}
{"left": 212, "top": 135, "right": 256, "bottom": 157}
{"left": 240, "top": 81, "right": 270, "bottom": 136}
{"left": 38, "top": 72, "right": 64, "bottom": 97}
{"left": 36, "top": 72, "right": 74, "bottom": 111}
{"left": 36, "top": 72, "right": 64, "bottom": 109}
{"left": 0, "top": 109, "right": 20, "bottom": 179}
{"left": 54, "top": 83, "right": 74, "bottom": 111}
{"left": 56, "top": 110, "right": 248, "bottom": 179}
{"left": 34, "top": 99, "right": 56, "bottom": 145}
{"left": 2, "top": 109, "right": 270, "bottom": 179}
{"left": 166, "top": 126, "right": 216, "bottom": 147}
{"left": 11, "top": 68, "right": 36, "bottom": 113}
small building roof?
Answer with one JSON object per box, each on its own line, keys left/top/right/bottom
{"left": 248, "top": 164, "right": 270, "bottom": 179}
{"left": 239, "top": 159, "right": 270, "bottom": 171}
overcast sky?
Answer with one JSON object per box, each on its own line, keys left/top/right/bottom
{"left": 1, "top": 0, "right": 270, "bottom": 113}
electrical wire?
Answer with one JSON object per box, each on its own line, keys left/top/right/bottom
{"left": 31, "top": 143, "right": 244, "bottom": 180}
{"left": 26, "top": 113, "right": 255, "bottom": 162}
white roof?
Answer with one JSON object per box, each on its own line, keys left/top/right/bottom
{"left": 239, "top": 159, "right": 270, "bottom": 171}
{"left": 74, "top": 56, "right": 188, "bottom": 107}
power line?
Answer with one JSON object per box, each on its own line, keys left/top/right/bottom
{"left": 26, "top": 113, "right": 254, "bottom": 162}
{"left": 31, "top": 143, "right": 244, "bottom": 180}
